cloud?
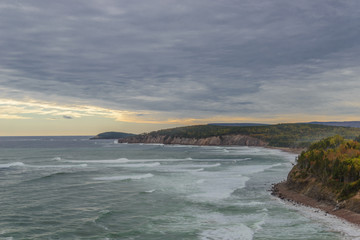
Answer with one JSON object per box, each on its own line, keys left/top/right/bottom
{"left": 62, "top": 115, "right": 73, "bottom": 119}
{"left": 0, "top": 114, "right": 30, "bottom": 120}
{"left": 0, "top": 0, "right": 360, "bottom": 123}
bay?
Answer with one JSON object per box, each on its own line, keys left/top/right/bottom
{"left": 0, "top": 136, "right": 358, "bottom": 239}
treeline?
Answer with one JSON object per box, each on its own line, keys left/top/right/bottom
{"left": 296, "top": 135, "right": 360, "bottom": 199}
{"left": 143, "top": 123, "right": 360, "bottom": 148}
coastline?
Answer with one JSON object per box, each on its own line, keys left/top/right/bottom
{"left": 271, "top": 182, "right": 360, "bottom": 226}
{"left": 119, "top": 138, "right": 304, "bottom": 155}
{"left": 265, "top": 146, "right": 304, "bottom": 154}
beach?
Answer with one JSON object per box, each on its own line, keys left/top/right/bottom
{"left": 272, "top": 182, "right": 360, "bottom": 226}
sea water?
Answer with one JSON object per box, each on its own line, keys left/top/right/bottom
{"left": 0, "top": 136, "right": 359, "bottom": 240}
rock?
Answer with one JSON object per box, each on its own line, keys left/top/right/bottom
{"left": 118, "top": 134, "right": 268, "bottom": 146}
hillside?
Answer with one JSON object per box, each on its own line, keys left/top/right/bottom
{"left": 309, "top": 121, "right": 360, "bottom": 128}
{"left": 119, "top": 124, "right": 360, "bottom": 148}
{"left": 208, "top": 123, "right": 269, "bottom": 127}
{"left": 285, "top": 135, "right": 360, "bottom": 213}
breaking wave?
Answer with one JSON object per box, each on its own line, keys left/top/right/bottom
{"left": 0, "top": 162, "right": 25, "bottom": 168}
{"left": 93, "top": 173, "right": 154, "bottom": 181}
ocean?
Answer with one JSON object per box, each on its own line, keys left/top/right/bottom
{"left": 0, "top": 136, "right": 359, "bottom": 240}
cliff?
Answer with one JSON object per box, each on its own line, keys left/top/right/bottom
{"left": 118, "top": 134, "right": 268, "bottom": 146}
{"left": 117, "top": 123, "right": 360, "bottom": 148}
{"left": 281, "top": 136, "right": 360, "bottom": 213}
{"left": 286, "top": 165, "right": 360, "bottom": 213}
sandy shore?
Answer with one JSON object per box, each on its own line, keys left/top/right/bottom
{"left": 272, "top": 182, "right": 360, "bottom": 226}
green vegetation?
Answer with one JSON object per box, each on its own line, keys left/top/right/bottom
{"left": 144, "top": 123, "right": 360, "bottom": 148}
{"left": 295, "top": 135, "right": 360, "bottom": 199}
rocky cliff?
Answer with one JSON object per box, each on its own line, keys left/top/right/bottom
{"left": 286, "top": 165, "right": 360, "bottom": 213}
{"left": 118, "top": 134, "right": 268, "bottom": 146}
{"left": 283, "top": 136, "right": 360, "bottom": 213}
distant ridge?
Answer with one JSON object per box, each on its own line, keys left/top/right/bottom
{"left": 90, "top": 131, "right": 136, "bottom": 140}
{"left": 118, "top": 123, "right": 360, "bottom": 148}
{"left": 208, "top": 123, "right": 269, "bottom": 127}
{"left": 308, "top": 121, "right": 360, "bottom": 128}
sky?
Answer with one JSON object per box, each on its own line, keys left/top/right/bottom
{"left": 1, "top": 0, "right": 360, "bottom": 136}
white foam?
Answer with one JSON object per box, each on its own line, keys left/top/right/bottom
{"left": 30, "top": 164, "right": 88, "bottom": 168}
{"left": 65, "top": 158, "right": 130, "bottom": 164}
{"left": 111, "top": 162, "right": 161, "bottom": 168}
{"left": 237, "top": 163, "right": 282, "bottom": 175}
{"left": 186, "top": 164, "right": 280, "bottom": 202}
{"left": 189, "top": 171, "right": 250, "bottom": 201}
{"left": 199, "top": 224, "right": 254, "bottom": 240}
{"left": 176, "top": 163, "right": 221, "bottom": 168}
{"left": 145, "top": 163, "right": 220, "bottom": 174}
{"left": 144, "top": 189, "right": 156, "bottom": 193}
{"left": 141, "top": 143, "right": 164, "bottom": 146}
{"left": 196, "top": 179, "right": 205, "bottom": 184}
{"left": 64, "top": 158, "right": 192, "bottom": 164}
{"left": 281, "top": 200, "right": 360, "bottom": 239}
{"left": 0, "top": 162, "right": 25, "bottom": 168}
{"left": 233, "top": 201, "right": 265, "bottom": 207}
{"left": 252, "top": 213, "right": 267, "bottom": 231}
{"left": 52, "top": 157, "right": 62, "bottom": 161}
{"left": 93, "top": 173, "right": 154, "bottom": 181}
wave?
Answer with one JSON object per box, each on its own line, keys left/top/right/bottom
{"left": 177, "top": 163, "right": 221, "bottom": 168}
{"left": 199, "top": 224, "right": 254, "bottom": 240}
{"left": 196, "top": 179, "right": 205, "bottom": 184}
{"left": 110, "top": 162, "right": 161, "bottom": 168}
{"left": 63, "top": 157, "right": 207, "bottom": 164}
{"left": 30, "top": 164, "right": 88, "bottom": 168}
{"left": 37, "top": 171, "right": 77, "bottom": 180}
{"left": 0, "top": 162, "right": 25, "bottom": 168}
{"left": 93, "top": 173, "right": 154, "bottom": 181}
{"left": 282, "top": 199, "right": 360, "bottom": 239}
{"left": 235, "top": 163, "right": 283, "bottom": 176}
{"left": 189, "top": 173, "right": 250, "bottom": 202}
{"left": 144, "top": 189, "right": 156, "bottom": 193}
{"left": 24, "top": 169, "right": 97, "bottom": 183}
{"left": 64, "top": 158, "right": 130, "bottom": 164}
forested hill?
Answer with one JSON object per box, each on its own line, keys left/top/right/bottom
{"left": 121, "top": 124, "right": 360, "bottom": 148}
{"left": 287, "top": 135, "right": 360, "bottom": 211}
{"left": 308, "top": 121, "right": 360, "bottom": 128}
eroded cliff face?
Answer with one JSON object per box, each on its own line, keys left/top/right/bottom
{"left": 286, "top": 166, "right": 360, "bottom": 213}
{"left": 118, "top": 134, "right": 268, "bottom": 147}
{"left": 286, "top": 166, "right": 337, "bottom": 204}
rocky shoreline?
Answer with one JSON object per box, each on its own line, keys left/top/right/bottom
{"left": 271, "top": 182, "right": 360, "bottom": 226}
{"left": 118, "top": 134, "right": 268, "bottom": 146}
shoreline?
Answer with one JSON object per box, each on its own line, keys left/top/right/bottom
{"left": 265, "top": 146, "right": 304, "bottom": 154}
{"left": 271, "top": 182, "right": 360, "bottom": 226}
{"left": 118, "top": 140, "right": 304, "bottom": 154}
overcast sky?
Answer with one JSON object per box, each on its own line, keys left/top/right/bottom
{"left": 1, "top": 0, "right": 360, "bottom": 135}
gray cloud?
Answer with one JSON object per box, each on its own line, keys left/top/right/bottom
{"left": 1, "top": 0, "right": 360, "bottom": 120}
{"left": 63, "top": 115, "right": 73, "bottom": 119}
